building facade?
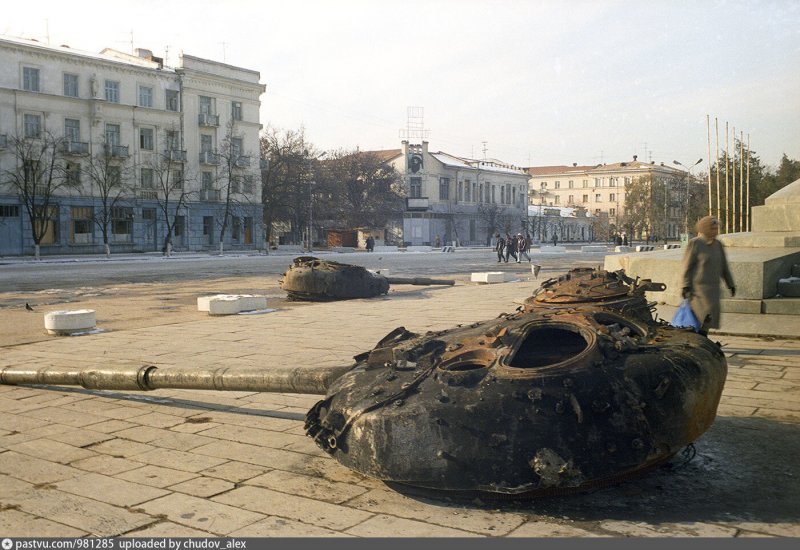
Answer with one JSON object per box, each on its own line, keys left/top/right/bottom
{"left": 526, "top": 157, "right": 692, "bottom": 240}
{"left": 0, "top": 36, "right": 265, "bottom": 256}
{"left": 378, "top": 141, "right": 529, "bottom": 246}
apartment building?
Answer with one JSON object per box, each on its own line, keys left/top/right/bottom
{"left": 373, "top": 141, "right": 529, "bottom": 246}
{"left": 526, "top": 157, "right": 689, "bottom": 240}
{"left": 0, "top": 35, "right": 265, "bottom": 255}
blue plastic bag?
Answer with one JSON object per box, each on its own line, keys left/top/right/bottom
{"left": 671, "top": 299, "right": 700, "bottom": 332}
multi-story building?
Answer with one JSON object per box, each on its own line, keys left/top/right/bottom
{"left": 526, "top": 157, "right": 692, "bottom": 240}
{"left": 374, "top": 141, "right": 529, "bottom": 246}
{"left": 0, "top": 35, "right": 265, "bottom": 256}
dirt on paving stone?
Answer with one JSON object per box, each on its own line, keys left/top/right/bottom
{"left": 0, "top": 275, "right": 304, "bottom": 348}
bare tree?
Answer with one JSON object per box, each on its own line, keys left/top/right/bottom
{"left": 146, "top": 153, "right": 194, "bottom": 256}
{"left": 213, "top": 120, "right": 258, "bottom": 254}
{"left": 2, "top": 132, "right": 79, "bottom": 259}
{"left": 259, "top": 126, "right": 316, "bottom": 249}
{"left": 81, "top": 141, "right": 134, "bottom": 256}
{"left": 477, "top": 202, "right": 510, "bottom": 245}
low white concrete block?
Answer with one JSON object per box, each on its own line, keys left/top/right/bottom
{"left": 635, "top": 245, "right": 656, "bottom": 252}
{"left": 373, "top": 245, "right": 398, "bottom": 252}
{"left": 44, "top": 309, "right": 96, "bottom": 335}
{"left": 405, "top": 246, "right": 433, "bottom": 252}
{"left": 537, "top": 246, "right": 567, "bottom": 253}
{"left": 208, "top": 296, "right": 242, "bottom": 315}
{"left": 614, "top": 246, "right": 633, "bottom": 253}
{"left": 198, "top": 294, "right": 236, "bottom": 312}
{"left": 237, "top": 295, "right": 268, "bottom": 312}
{"left": 471, "top": 271, "right": 515, "bottom": 283}
{"left": 663, "top": 244, "right": 681, "bottom": 250}
{"left": 581, "top": 245, "right": 607, "bottom": 253}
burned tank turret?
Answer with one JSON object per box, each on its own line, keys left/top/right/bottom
{"left": 524, "top": 267, "right": 666, "bottom": 323}
{"left": 0, "top": 277, "right": 727, "bottom": 497}
{"left": 279, "top": 256, "right": 455, "bottom": 301}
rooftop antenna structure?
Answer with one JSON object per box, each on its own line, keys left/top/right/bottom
{"left": 399, "top": 106, "right": 429, "bottom": 143}
{"left": 219, "top": 42, "right": 228, "bottom": 62}
{"left": 482, "top": 141, "right": 488, "bottom": 160}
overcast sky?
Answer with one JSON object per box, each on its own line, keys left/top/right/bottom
{"left": 4, "top": 0, "right": 799, "bottom": 169}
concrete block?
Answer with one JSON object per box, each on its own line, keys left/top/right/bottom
{"left": 581, "top": 245, "right": 607, "bottom": 253}
{"left": 663, "top": 244, "right": 681, "bottom": 249}
{"left": 44, "top": 309, "right": 96, "bottom": 335}
{"left": 405, "top": 246, "right": 433, "bottom": 252}
{"left": 208, "top": 296, "right": 242, "bottom": 315}
{"left": 537, "top": 246, "right": 566, "bottom": 253}
{"left": 197, "top": 294, "right": 233, "bottom": 312}
{"left": 635, "top": 245, "right": 656, "bottom": 252}
{"left": 373, "top": 245, "right": 398, "bottom": 252}
{"left": 720, "top": 299, "right": 763, "bottom": 314}
{"left": 614, "top": 246, "right": 632, "bottom": 253}
{"left": 762, "top": 298, "right": 800, "bottom": 315}
{"left": 471, "top": 272, "right": 515, "bottom": 283}
{"left": 237, "top": 295, "right": 268, "bottom": 312}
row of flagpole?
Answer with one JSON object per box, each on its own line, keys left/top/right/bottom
{"left": 706, "top": 115, "right": 751, "bottom": 233}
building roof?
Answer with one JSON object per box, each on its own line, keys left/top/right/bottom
{"left": 360, "top": 149, "right": 402, "bottom": 163}
{"left": 526, "top": 160, "right": 686, "bottom": 177}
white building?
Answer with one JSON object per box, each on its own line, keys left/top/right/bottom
{"left": 0, "top": 35, "right": 265, "bottom": 255}
{"left": 372, "top": 141, "right": 529, "bottom": 246}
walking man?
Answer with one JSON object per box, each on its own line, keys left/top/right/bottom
{"left": 495, "top": 233, "right": 505, "bottom": 263}
{"left": 504, "top": 233, "right": 518, "bottom": 263}
{"left": 517, "top": 233, "right": 531, "bottom": 262}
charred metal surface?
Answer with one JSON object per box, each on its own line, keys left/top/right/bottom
{"left": 304, "top": 306, "right": 727, "bottom": 495}
{"left": 279, "top": 257, "right": 454, "bottom": 301}
{"left": 524, "top": 267, "right": 666, "bottom": 322}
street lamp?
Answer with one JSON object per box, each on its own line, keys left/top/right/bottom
{"left": 673, "top": 158, "right": 703, "bottom": 235}
{"left": 304, "top": 150, "right": 327, "bottom": 253}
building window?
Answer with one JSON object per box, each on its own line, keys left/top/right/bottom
{"left": 409, "top": 177, "right": 421, "bottom": 198}
{"left": 23, "top": 67, "right": 40, "bottom": 92}
{"left": 232, "top": 216, "right": 241, "bottom": 240}
{"left": 568, "top": 195, "right": 574, "bottom": 204}
{"left": 174, "top": 215, "right": 184, "bottom": 238}
{"left": 63, "top": 73, "right": 79, "bottom": 97}
{"left": 582, "top": 179, "right": 588, "bottom": 188}
{"left": 65, "top": 118, "right": 80, "bottom": 142}
{"left": 231, "top": 176, "right": 241, "bottom": 194}
{"left": 200, "top": 134, "right": 213, "bottom": 153}
{"left": 138, "top": 85, "right": 153, "bottom": 107}
{"left": 0, "top": 205, "right": 21, "bottom": 218}
{"left": 595, "top": 193, "right": 602, "bottom": 202}
{"left": 610, "top": 193, "right": 616, "bottom": 202}
{"left": 243, "top": 175, "right": 254, "bottom": 194}
{"left": 166, "top": 89, "right": 179, "bottom": 111}
{"left": 33, "top": 206, "right": 58, "bottom": 244}
{"left": 594, "top": 178, "right": 601, "bottom": 188}
{"left": 610, "top": 177, "right": 617, "bottom": 187}
{"left": 610, "top": 208, "right": 616, "bottom": 217}
{"left": 139, "top": 128, "right": 154, "bottom": 150}
{"left": 554, "top": 195, "right": 560, "bottom": 204}
{"left": 105, "top": 124, "right": 121, "bottom": 146}
{"left": 568, "top": 180, "right": 574, "bottom": 189}
{"left": 111, "top": 207, "right": 133, "bottom": 242}
{"left": 232, "top": 101, "right": 242, "bottom": 121}
{"left": 203, "top": 216, "right": 214, "bottom": 243}
{"left": 172, "top": 169, "right": 183, "bottom": 190}
{"left": 624, "top": 177, "right": 631, "bottom": 185}
{"left": 166, "top": 130, "right": 180, "bottom": 151}
{"left": 108, "top": 165, "right": 121, "bottom": 187}
{"left": 105, "top": 80, "right": 120, "bottom": 103}
{"left": 141, "top": 168, "right": 154, "bottom": 189}
{"left": 554, "top": 181, "right": 560, "bottom": 189}
{"left": 199, "top": 96, "right": 213, "bottom": 115}
{"left": 439, "top": 177, "right": 450, "bottom": 201}
{"left": 24, "top": 114, "right": 42, "bottom": 138}
{"left": 230, "top": 137, "right": 243, "bottom": 157}
{"left": 202, "top": 171, "right": 213, "bottom": 190}
{"left": 71, "top": 206, "right": 93, "bottom": 244}
{"left": 66, "top": 162, "right": 81, "bottom": 186}
{"left": 582, "top": 194, "right": 588, "bottom": 203}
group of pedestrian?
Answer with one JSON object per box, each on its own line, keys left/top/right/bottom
{"left": 495, "top": 233, "right": 531, "bottom": 263}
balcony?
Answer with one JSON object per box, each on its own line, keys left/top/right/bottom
{"left": 105, "top": 144, "right": 129, "bottom": 158}
{"left": 200, "top": 189, "right": 220, "bottom": 201}
{"left": 198, "top": 113, "right": 219, "bottom": 127}
{"left": 234, "top": 155, "right": 251, "bottom": 168}
{"left": 406, "top": 197, "right": 429, "bottom": 210}
{"left": 164, "top": 149, "right": 187, "bottom": 162}
{"left": 62, "top": 141, "right": 89, "bottom": 156}
{"left": 0, "top": 134, "right": 7, "bottom": 149}
{"left": 199, "top": 151, "right": 220, "bottom": 165}
{"left": 137, "top": 189, "right": 158, "bottom": 200}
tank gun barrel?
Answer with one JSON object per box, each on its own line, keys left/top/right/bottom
{"left": 385, "top": 277, "right": 455, "bottom": 286}
{"left": 0, "top": 364, "right": 351, "bottom": 395}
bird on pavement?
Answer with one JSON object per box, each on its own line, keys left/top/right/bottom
{"left": 25, "top": 302, "right": 35, "bottom": 311}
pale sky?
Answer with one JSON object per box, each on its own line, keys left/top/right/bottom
{"left": 4, "top": 0, "right": 799, "bottom": 169}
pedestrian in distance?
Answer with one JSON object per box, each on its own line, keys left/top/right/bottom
{"left": 366, "top": 235, "right": 375, "bottom": 252}
{"left": 517, "top": 233, "right": 531, "bottom": 262}
{"left": 504, "top": 233, "right": 518, "bottom": 263}
{"left": 552, "top": 233, "right": 558, "bottom": 247}
{"left": 495, "top": 233, "right": 505, "bottom": 263}
{"left": 680, "top": 216, "right": 735, "bottom": 336}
